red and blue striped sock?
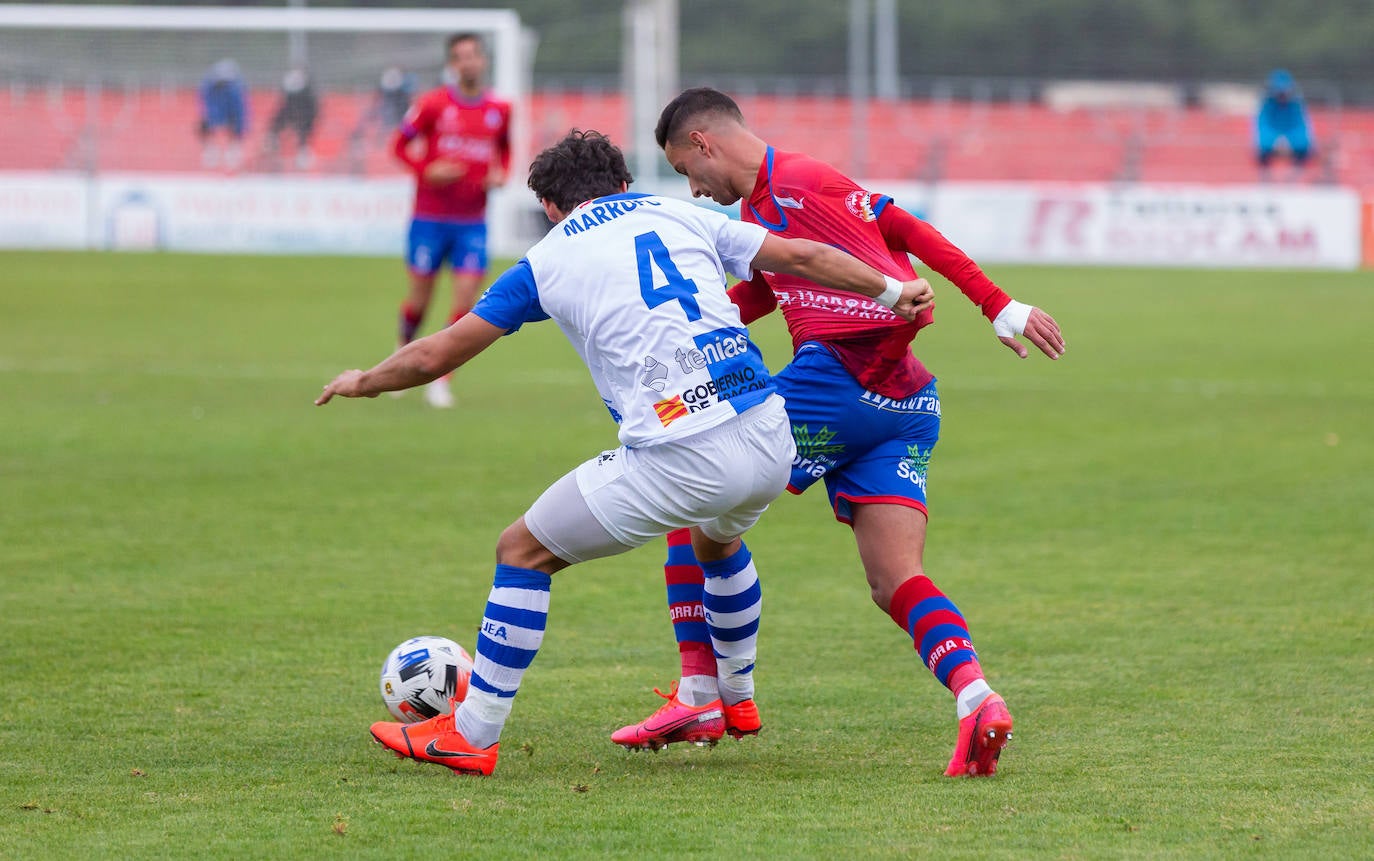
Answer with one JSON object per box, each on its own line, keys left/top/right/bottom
{"left": 398, "top": 301, "right": 424, "bottom": 345}
{"left": 664, "top": 529, "right": 716, "bottom": 703}
{"left": 888, "top": 574, "right": 987, "bottom": 708}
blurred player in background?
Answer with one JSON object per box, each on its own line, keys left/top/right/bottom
{"left": 317, "top": 130, "right": 934, "bottom": 776}
{"left": 612, "top": 88, "right": 1066, "bottom": 777}
{"left": 391, "top": 32, "right": 511, "bottom": 408}
{"left": 197, "top": 58, "right": 247, "bottom": 170}
{"left": 1256, "top": 69, "right": 1314, "bottom": 181}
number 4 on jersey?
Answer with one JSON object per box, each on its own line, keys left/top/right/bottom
{"left": 635, "top": 231, "right": 701, "bottom": 321}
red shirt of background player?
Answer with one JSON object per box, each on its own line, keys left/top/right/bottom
{"left": 731, "top": 147, "right": 1012, "bottom": 399}
{"left": 392, "top": 87, "right": 512, "bottom": 222}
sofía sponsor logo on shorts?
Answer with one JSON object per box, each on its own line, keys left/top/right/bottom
{"left": 897, "top": 444, "right": 931, "bottom": 488}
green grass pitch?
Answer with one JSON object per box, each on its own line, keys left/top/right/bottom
{"left": 2, "top": 250, "right": 1371, "bottom": 858}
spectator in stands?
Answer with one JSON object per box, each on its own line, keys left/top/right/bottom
{"left": 198, "top": 58, "right": 248, "bottom": 170}
{"left": 268, "top": 68, "right": 320, "bottom": 169}
{"left": 347, "top": 67, "right": 416, "bottom": 172}
{"left": 374, "top": 66, "right": 415, "bottom": 131}
{"left": 1256, "top": 69, "right": 1313, "bottom": 180}
{"left": 354, "top": 67, "right": 414, "bottom": 144}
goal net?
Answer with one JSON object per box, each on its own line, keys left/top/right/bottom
{"left": 0, "top": 4, "right": 535, "bottom": 254}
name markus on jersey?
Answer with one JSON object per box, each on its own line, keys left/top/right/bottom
{"left": 562, "top": 198, "right": 662, "bottom": 237}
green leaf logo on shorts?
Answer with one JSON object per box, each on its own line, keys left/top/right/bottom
{"left": 792, "top": 425, "right": 845, "bottom": 459}
{"left": 900, "top": 444, "right": 931, "bottom": 481}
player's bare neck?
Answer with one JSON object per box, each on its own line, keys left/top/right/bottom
{"left": 736, "top": 134, "right": 770, "bottom": 199}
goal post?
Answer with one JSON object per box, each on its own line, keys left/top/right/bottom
{"left": 0, "top": 4, "right": 534, "bottom": 255}
{"left": 0, "top": 5, "right": 525, "bottom": 98}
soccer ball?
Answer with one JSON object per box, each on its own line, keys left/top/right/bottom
{"left": 379, "top": 636, "right": 473, "bottom": 723}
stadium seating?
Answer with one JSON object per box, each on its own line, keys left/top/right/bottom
{"left": 2, "top": 86, "right": 1372, "bottom": 188}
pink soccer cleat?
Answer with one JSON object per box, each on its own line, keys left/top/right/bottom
{"left": 611, "top": 682, "right": 725, "bottom": 751}
{"left": 944, "top": 692, "right": 1013, "bottom": 777}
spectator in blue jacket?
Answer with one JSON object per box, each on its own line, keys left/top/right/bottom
{"left": 1256, "top": 69, "right": 1313, "bottom": 180}
{"left": 199, "top": 58, "right": 248, "bottom": 170}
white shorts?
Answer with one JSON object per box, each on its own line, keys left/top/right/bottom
{"left": 525, "top": 395, "right": 794, "bottom": 564}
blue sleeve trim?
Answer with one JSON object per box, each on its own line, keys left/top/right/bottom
{"left": 471, "top": 259, "right": 549, "bottom": 333}
{"left": 871, "top": 194, "right": 893, "bottom": 219}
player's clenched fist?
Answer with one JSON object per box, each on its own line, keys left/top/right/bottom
{"left": 892, "top": 278, "right": 935, "bottom": 321}
{"left": 316, "top": 369, "right": 375, "bottom": 405}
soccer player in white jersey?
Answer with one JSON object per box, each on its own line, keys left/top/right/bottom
{"left": 316, "top": 130, "right": 934, "bottom": 776}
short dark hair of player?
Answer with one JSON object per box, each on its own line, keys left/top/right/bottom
{"left": 654, "top": 87, "right": 745, "bottom": 149}
{"left": 527, "top": 129, "right": 634, "bottom": 213}
{"left": 446, "top": 32, "right": 485, "bottom": 56}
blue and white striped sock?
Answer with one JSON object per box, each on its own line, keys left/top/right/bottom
{"left": 701, "top": 543, "right": 761, "bottom": 706}
{"left": 453, "top": 564, "right": 551, "bottom": 749}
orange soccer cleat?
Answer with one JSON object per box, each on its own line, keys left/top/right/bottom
{"left": 611, "top": 682, "right": 725, "bottom": 751}
{"left": 722, "top": 698, "right": 762, "bottom": 738}
{"left": 370, "top": 702, "right": 498, "bottom": 776}
{"left": 944, "top": 692, "right": 1013, "bottom": 777}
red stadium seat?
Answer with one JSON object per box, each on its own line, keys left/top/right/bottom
{"left": 4, "top": 87, "right": 1373, "bottom": 188}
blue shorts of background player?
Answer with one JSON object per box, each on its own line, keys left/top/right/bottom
{"left": 406, "top": 218, "right": 488, "bottom": 277}
{"left": 776, "top": 343, "right": 940, "bottom": 524}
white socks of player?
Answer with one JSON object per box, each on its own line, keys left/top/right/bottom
{"left": 699, "top": 544, "right": 761, "bottom": 706}
{"left": 676, "top": 674, "right": 721, "bottom": 708}
{"left": 453, "top": 564, "right": 551, "bottom": 749}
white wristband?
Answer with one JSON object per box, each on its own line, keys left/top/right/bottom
{"left": 875, "top": 275, "right": 903, "bottom": 309}
{"left": 992, "top": 300, "right": 1032, "bottom": 337}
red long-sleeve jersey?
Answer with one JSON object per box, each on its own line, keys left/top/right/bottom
{"left": 732, "top": 147, "right": 1010, "bottom": 399}
{"left": 392, "top": 87, "right": 511, "bottom": 222}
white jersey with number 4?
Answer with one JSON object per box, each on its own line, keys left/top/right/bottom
{"left": 472, "top": 192, "right": 775, "bottom": 448}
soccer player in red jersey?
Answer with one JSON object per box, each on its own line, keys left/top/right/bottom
{"left": 611, "top": 88, "right": 1066, "bottom": 776}
{"left": 391, "top": 32, "right": 511, "bottom": 408}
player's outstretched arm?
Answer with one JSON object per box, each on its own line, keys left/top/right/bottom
{"left": 315, "top": 315, "right": 505, "bottom": 405}
{"left": 877, "top": 205, "right": 1065, "bottom": 359}
{"left": 749, "top": 235, "right": 934, "bottom": 321}
{"left": 992, "top": 301, "right": 1067, "bottom": 360}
